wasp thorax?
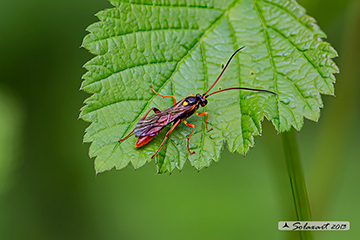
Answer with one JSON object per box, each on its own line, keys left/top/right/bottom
{"left": 185, "top": 96, "right": 198, "bottom": 106}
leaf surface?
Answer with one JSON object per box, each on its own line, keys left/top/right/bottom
{"left": 81, "top": 0, "right": 338, "bottom": 173}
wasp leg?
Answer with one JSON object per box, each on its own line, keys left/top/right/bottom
{"left": 141, "top": 107, "right": 161, "bottom": 119}
{"left": 183, "top": 120, "right": 196, "bottom": 154}
{"left": 118, "top": 129, "right": 135, "bottom": 143}
{"left": 119, "top": 107, "right": 161, "bottom": 143}
{"left": 195, "top": 112, "right": 213, "bottom": 131}
{"left": 150, "top": 85, "right": 177, "bottom": 105}
{"left": 152, "top": 119, "right": 181, "bottom": 158}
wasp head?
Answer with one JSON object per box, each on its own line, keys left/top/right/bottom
{"left": 196, "top": 93, "right": 207, "bottom": 107}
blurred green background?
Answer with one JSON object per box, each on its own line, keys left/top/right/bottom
{"left": 0, "top": 0, "right": 359, "bottom": 239}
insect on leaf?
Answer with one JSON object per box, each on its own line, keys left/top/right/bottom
{"left": 80, "top": 0, "right": 338, "bottom": 174}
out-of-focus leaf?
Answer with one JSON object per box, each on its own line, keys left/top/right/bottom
{"left": 0, "top": 91, "right": 22, "bottom": 193}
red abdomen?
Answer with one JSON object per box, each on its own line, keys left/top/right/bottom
{"left": 135, "top": 135, "right": 156, "bottom": 148}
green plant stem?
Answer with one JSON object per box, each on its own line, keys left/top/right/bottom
{"left": 281, "top": 129, "right": 313, "bottom": 240}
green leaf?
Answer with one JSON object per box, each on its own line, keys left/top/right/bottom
{"left": 80, "top": 0, "right": 338, "bottom": 174}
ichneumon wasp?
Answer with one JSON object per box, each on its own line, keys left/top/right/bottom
{"left": 119, "top": 47, "right": 277, "bottom": 158}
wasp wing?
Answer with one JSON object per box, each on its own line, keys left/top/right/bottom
{"left": 133, "top": 102, "right": 196, "bottom": 137}
{"left": 134, "top": 113, "right": 169, "bottom": 137}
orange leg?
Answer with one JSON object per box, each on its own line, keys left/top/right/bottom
{"left": 151, "top": 119, "right": 181, "bottom": 158}
{"left": 119, "top": 107, "right": 161, "bottom": 143}
{"left": 141, "top": 107, "right": 161, "bottom": 119}
{"left": 150, "top": 85, "right": 177, "bottom": 105}
{"left": 183, "top": 120, "right": 196, "bottom": 154}
{"left": 195, "top": 112, "right": 213, "bottom": 131}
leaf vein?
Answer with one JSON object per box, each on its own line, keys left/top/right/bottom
{"left": 87, "top": 28, "right": 201, "bottom": 50}
{"left": 268, "top": 25, "right": 330, "bottom": 91}
{"left": 276, "top": 72, "right": 313, "bottom": 111}
{"left": 118, "top": 0, "right": 220, "bottom": 10}
{"left": 260, "top": 0, "right": 317, "bottom": 34}
{"left": 254, "top": 0, "right": 281, "bottom": 128}
{"left": 227, "top": 15, "right": 246, "bottom": 152}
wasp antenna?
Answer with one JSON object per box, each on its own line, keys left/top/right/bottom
{"left": 203, "top": 46, "right": 245, "bottom": 96}
{"left": 206, "top": 87, "right": 277, "bottom": 98}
